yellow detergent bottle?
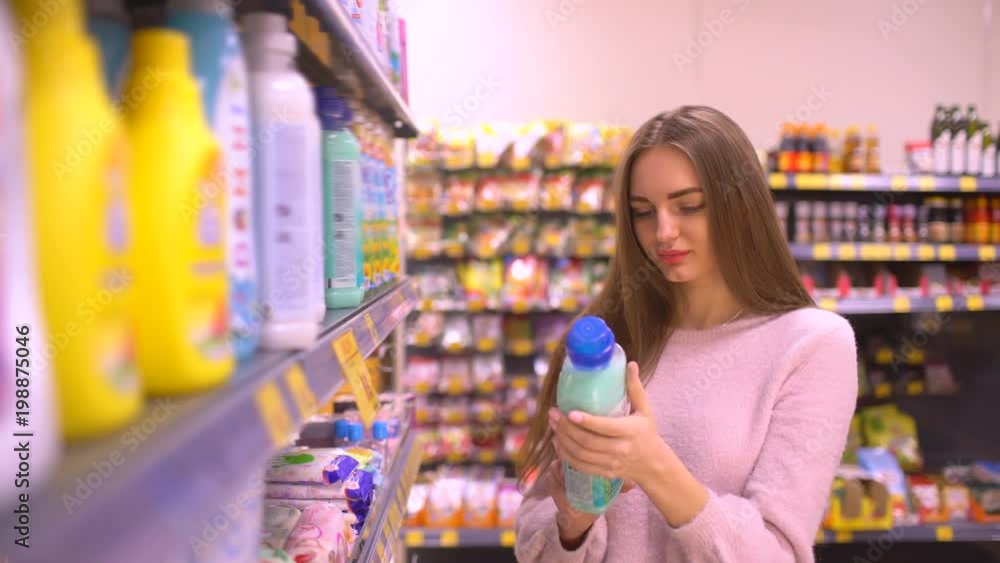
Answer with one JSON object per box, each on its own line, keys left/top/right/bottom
{"left": 124, "top": 29, "right": 234, "bottom": 394}
{"left": 14, "top": 0, "right": 143, "bottom": 440}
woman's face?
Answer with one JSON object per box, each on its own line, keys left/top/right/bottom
{"left": 628, "top": 146, "right": 716, "bottom": 284}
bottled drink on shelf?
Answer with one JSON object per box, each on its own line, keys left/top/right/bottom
{"left": 984, "top": 123, "right": 998, "bottom": 178}
{"left": 931, "top": 104, "right": 952, "bottom": 175}
{"left": 796, "top": 124, "right": 813, "bottom": 173}
{"left": 949, "top": 198, "right": 965, "bottom": 243}
{"left": 778, "top": 122, "right": 797, "bottom": 173}
{"left": 950, "top": 104, "right": 967, "bottom": 175}
{"left": 843, "top": 125, "right": 865, "bottom": 173}
{"left": 828, "top": 127, "right": 844, "bottom": 174}
{"left": 966, "top": 104, "right": 984, "bottom": 176}
{"left": 812, "top": 123, "right": 830, "bottom": 173}
{"left": 864, "top": 124, "right": 881, "bottom": 174}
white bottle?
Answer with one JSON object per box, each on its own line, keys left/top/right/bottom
{"left": 0, "top": 1, "right": 61, "bottom": 508}
{"left": 242, "top": 13, "right": 325, "bottom": 350}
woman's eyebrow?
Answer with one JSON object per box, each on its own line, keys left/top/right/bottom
{"left": 629, "top": 187, "right": 703, "bottom": 202}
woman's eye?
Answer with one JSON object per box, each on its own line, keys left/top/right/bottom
{"left": 679, "top": 204, "right": 705, "bottom": 214}
{"left": 631, "top": 208, "right": 654, "bottom": 218}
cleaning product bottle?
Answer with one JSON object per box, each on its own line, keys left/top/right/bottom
{"left": 1, "top": 0, "right": 61, "bottom": 504}
{"left": 242, "top": 11, "right": 325, "bottom": 349}
{"left": 14, "top": 0, "right": 143, "bottom": 440}
{"left": 168, "top": 0, "right": 260, "bottom": 361}
{"left": 124, "top": 29, "right": 234, "bottom": 394}
{"left": 556, "top": 315, "right": 628, "bottom": 514}
{"left": 316, "top": 88, "right": 365, "bottom": 308}
{"left": 86, "top": 0, "right": 131, "bottom": 101}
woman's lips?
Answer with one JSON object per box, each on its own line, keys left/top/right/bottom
{"left": 657, "top": 250, "right": 691, "bottom": 265}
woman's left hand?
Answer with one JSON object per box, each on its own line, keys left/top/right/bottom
{"left": 549, "top": 361, "right": 673, "bottom": 489}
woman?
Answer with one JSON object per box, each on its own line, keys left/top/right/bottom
{"left": 515, "top": 106, "right": 858, "bottom": 563}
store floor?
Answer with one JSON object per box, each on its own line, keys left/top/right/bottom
{"left": 405, "top": 543, "right": 1000, "bottom": 563}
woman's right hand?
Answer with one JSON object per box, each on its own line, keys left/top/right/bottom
{"left": 547, "top": 460, "right": 635, "bottom": 550}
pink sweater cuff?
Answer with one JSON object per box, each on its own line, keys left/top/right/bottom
{"left": 669, "top": 489, "right": 730, "bottom": 556}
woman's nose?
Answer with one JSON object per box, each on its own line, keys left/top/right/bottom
{"left": 656, "top": 211, "right": 679, "bottom": 243}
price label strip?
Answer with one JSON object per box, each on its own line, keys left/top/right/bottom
{"left": 254, "top": 381, "right": 295, "bottom": 447}
{"left": 332, "top": 330, "right": 378, "bottom": 427}
{"left": 284, "top": 363, "right": 317, "bottom": 419}
{"left": 364, "top": 312, "right": 379, "bottom": 344}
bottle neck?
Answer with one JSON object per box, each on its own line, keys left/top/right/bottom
{"left": 243, "top": 41, "right": 294, "bottom": 72}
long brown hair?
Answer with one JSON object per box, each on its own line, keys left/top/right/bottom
{"left": 517, "top": 106, "right": 813, "bottom": 487}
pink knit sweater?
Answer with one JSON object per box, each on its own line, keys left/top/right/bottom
{"left": 515, "top": 307, "right": 858, "bottom": 563}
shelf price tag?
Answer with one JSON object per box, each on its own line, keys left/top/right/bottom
{"left": 576, "top": 242, "right": 594, "bottom": 256}
{"left": 769, "top": 173, "right": 788, "bottom": 189}
{"left": 467, "top": 298, "right": 486, "bottom": 312}
{"left": 835, "top": 531, "right": 854, "bottom": 543}
{"left": 364, "top": 312, "right": 379, "bottom": 344}
{"left": 512, "top": 409, "right": 529, "bottom": 425}
{"left": 440, "top": 530, "right": 459, "bottom": 547}
{"left": 511, "top": 341, "right": 534, "bottom": 356}
{"left": 850, "top": 175, "right": 866, "bottom": 190}
{"left": 959, "top": 176, "right": 977, "bottom": 192}
{"left": 797, "top": 174, "right": 826, "bottom": 190}
{"left": 478, "top": 450, "right": 498, "bottom": 464}
{"left": 966, "top": 295, "right": 985, "bottom": 311}
{"left": 332, "top": 329, "right": 378, "bottom": 427}
{"left": 979, "top": 246, "right": 997, "bottom": 261}
{"left": 254, "top": 381, "right": 295, "bottom": 447}
{"left": 917, "top": 245, "right": 936, "bottom": 260}
{"left": 561, "top": 296, "right": 579, "bottom": 311}
{"left": 890, "top": 175, "right": 907, "bottom": 191}
{"left": 836, "top": 244, "right": 856, "bottom": 260}
{"left": 512, "top": 299, "right": 530, "bottom": 314}
{"left": 936, "top": 525, "right": 954, "bottom": 541}
{"left": 284, "top": 363, "right": 317, "bottom": 419}
{"left": 893, "top": 296, "right": 911, "bottom": 313}
{"left": 818, "top": 298, "right": 838, "bottom": 311}
{"left": 405, "top": 530, "right": 425, "bottom": 547}
{"left": 500, "top": 530, "right": 517, "bottom": 547}
{"left": 906, "top": 380, "right": 925, "bottom": 396}
{"left": 918, "top": 176, "right": 936, "bottom": 191}
{"left": 376, "top": 540, "right": 386, "bottom": 560}
{"left": 935, "top": 295, "right": 954, "bottom": 312}
{"left": 938, "top": 245, "right": 956, "bottom": 261}
{"left": 477, "top": 338, "right": 497, "bottom": 352}
{"left": 875, "top": 383, "right": 892, "bottom": 398}
{"left": 413, "top": 247, "right": 432, "bottom": 260}
{"left": 893, "top": 245, "right": 912, "bottom": 260}
{"left": 415, "top": 332, "right": 431, "bottom": 347}
{"left": 813, "top": 244, "right": 832, "bottom": 260}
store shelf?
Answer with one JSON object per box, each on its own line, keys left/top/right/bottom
{"left": 815, "top": 294, "right": 1000, "bottom": 314}
{"left": 770, "top": 173, "right": 1000, "bottom": 193}
{"left": 400, "top": 523, "right": 1000, "bottom": 548}
{"left": 416, "top": 297, "right": 590, "bottom": 314}
{"left": 301, "top": 0, "right": 418, "bottom": 137}
{"left": 790, "top": 242, "right": 1000, "bottom": 262}
{"left": 16, "top": 279, "right": 416, "bottom": 563}
{"left": 352, "top": 431, "right": 424, "bottom": 563}
{"left": 408, "top": 249, "right": 614, "bottom": 261}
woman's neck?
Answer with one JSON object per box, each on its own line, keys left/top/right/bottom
{"left": 673, "top": 272, "right": 743, "bottom": 330}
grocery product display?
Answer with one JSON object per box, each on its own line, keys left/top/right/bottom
{"left": 3, "top": 0, "right": 418, "bottom": 560}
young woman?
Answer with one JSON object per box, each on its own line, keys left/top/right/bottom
{"left": 515, "top": 106, "right": 858, "bottom": 563}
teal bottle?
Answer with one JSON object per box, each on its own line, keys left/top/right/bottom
{"left": 557, "top": 315, "right": 628, "bottom": 514}
{"left": 316, "top": 88, "right": 365, "bottom": 308}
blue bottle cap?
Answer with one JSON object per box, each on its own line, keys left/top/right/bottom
{"left": 565, "top": 315, "right": 615, "bottom": 369}
{"left": 372, "top": 421, "right": 388, "bottom": 440}
{"left": 334, "top": 418, "right": 349, "bottom": 440}
{"left": 348, "top": 422, "right": 364, "bottom": 443}
{"left": 314, "top": 88, "right": 353, "bottom": 130}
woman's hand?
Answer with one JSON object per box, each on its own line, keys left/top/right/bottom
{"left": 545, "top": 459, "right": 635, "bottom": 549}
{"left": 549, "top": 361, "right": 674, "bottom": 490}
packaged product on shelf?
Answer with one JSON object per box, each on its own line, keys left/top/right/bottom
{"left": 471, "top": 215, "right": 514, "bottom": 257}
{"left": 540, "top": 120, "right": 568, "bottom": 169}
{"left": 932, "top": 105, "right": 953, "bottom": 175}
{"left": 505, "top": 121, "right": 548, "bottom": 171}
{"left": 475, "top": 123, "right": 511, "bottom": 168}
{"left": 905, "top": 140, "right": 934, "bottom": 174}
{"left": 417, "top": 426, "right": 442, "bottom": 461}
{"left": 924, "top": 361, "right": 959, "bottom": 395}
{"left": 472, "top": 354, "right": 504, "bottom": 393}
{"left": 439, "top": 358, "right": 472, "bottom": 395}
{"left": 774, "top": 201, "right": 790, "bottom": 240}
{"left": 414, "top": 395, "right": 438, "bottom": 425}
{"left": 951, "top": 105, "right": 968, "bottom": 175}
{"left": 504, "top": 171, "right": 542, "bottom": 211}
{"left": 549, "top": 258, "right": 588, "bottom": 309}
{"left": 408, "top": 122, "right": 441, "bottom": 169}
{"left": 267, "top": 447, "right": 380, "bottom": 488}
{"left": 535, "top": 315, "right": 570, "bottom": 352}
{"left": 443, "top": 172, "right": 476, "bottom": 214}
{"left": 943, "top": 482, "right": 972, "bottom": 521}
{"left": 476, "top": 172, "right": 504, "bottom": 212}
{"left": 504, "top": 384, "right": 536, "bottom": 426}
{"left": 412, "top": 264, "right": 464, "bottom": 306}
{"left": 441, "top": 314, "right": 473, "bottom": 351}
{"left": 283, "top": 503, "right": 353, "bottom": 563}
{"left": 405, "top": 483, "right": 431, "bottom": 526}
{"left": 498, "top": 479, "right": 524, "bottom": 528}
{"left": 574, "top": 172, "right": 608, "bottom": 214}
{"left": 406, "top": 170, "right": 442, "bottom": 211}
{"left": 971, "top": 486, "right": 1000, "bottom": 522}
{"left": 972, "top": 461, "right": 1000, "bottom": 485}
{"left": 569, "top": 216, "right": 607, "bottom": 254}
{"left": 504, "top": 426, "right": 529, "bottom": 460}
{"left": 470, "top": 396, "right": 503, "bottom": 425}
{"left": 563, "top": 123, "right": 604, "bottom": 167}
{"left": 502, "top": 256, "right": 550, "bottom": 309}
{"left": 949, "top": 198, "right": 965, "bottom": 243}
{"left": 426, "top": 468, "right": 468, "bottom": 527}
{"left": 458, "top": 259, "right": 504, "bottom": 306}
{"left": 860, "top": 404, "right": 923, "bottom": 472}
{"left": 463, "top": 467, "right": 503, "bottom": 528}
{"left": 261, "top": 504, "right": 302, "bottom": 551}
{"left": 588, "top": 259, "right": 611, "bottom": 295}
{"left": 441, "top": 127, "right": 477, "bottom": 170}
{"left": 537, "top": 218, "right": 570, "bottom": 256}
{"left": 441, "top": 218, "right": 470, "bottom": 257}
{"left": 597, "top": 222, "right": 617, "bottom": 255}
{"left": 509, "top": 216, "right": 538, "bottom": 255}
{"left": 439, "top": 425, "right": 474, "bottom": 461}
{"left": 908, "top": 475, "right": 947, "bottom": 524}
{"left": 864, "top": 124, "right": 881, "bottom": 173}
{"left": 603, "top": 125, "right": 632, "bottom": 167}
{"left": 504, "top": 315, "right": 536, "bottom": 356}
{"left": 472, "top": 314, "right": 503, "bottom": 351}
{"left": 983, "top": 124, "right": 997, "bottom": 177}
{"left": 541, "top": 170, "right": 576, "bottom": 211}
{"left": 404, "top": 356, "right": 440, "bottom": 394}
{"left": 825, "top": 465, "right": 892, "bottom": 531}
{"left": 857, "top": 447, "right": 916, "bottom": 525}
{"left": 841, "top": 415, "right": 863, "bottom": 464}
{"left": 409, "top": 312, "right": 444, "bottom": 346}
{"left": 406, "top": 214, "right": 443, "bottom": 256}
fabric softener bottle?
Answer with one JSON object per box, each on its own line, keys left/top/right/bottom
{"left": 556, "top": 315, "right": 628, "bottom": 514}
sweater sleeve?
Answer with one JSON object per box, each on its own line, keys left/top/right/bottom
{"left": 513, "top": 472, "right": 609, "bottom": 563}
{"left": 668, "top": 318, "right": 858, "bottom": 563}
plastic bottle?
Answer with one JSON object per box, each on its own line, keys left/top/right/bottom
{"left": 777, "top": 123, "right": 797, "bottom": 173}
{"left": 950, "top": 105, "right": 967, "bottom": 176}
{"left": 316, "top": 88, "right": 365, "bottom": 308}
{"left": 125, "top": 29, "right": 234, "bottom": 394}
{"left": 1, "top": 0, "right": 61, "bottom": 503}
{"left": 334, "top": 418, "right": 350, "bottom": 447}
{"left": 556, "top": 316, "right": 628, "bottom": 514}
{"left": 864, "top": 124, "right": 881, "bottom": 174}
{"left": 932, "top": 105, "right": 952, "bottom": 176}
{"left": 242, "top": 12, "right": 325, "bottom": 349}
{"left": 86, "top": 0, "right": 130, "bottom": 101}
{"left": 14, "top": 0, "right": 143, "bottom": 440}
{"left": 982, "top": 123, "right": 996, "bottom": 178}
{"left": 966, "top": 105, "right": 983, "bottom": 176}
{"left": 371, "top": 420, "right": 389, "bottom": 459}
{"left": 347, "top": 421, "right": 365, "bottom": 447}
{"left": 168, "top": 0, "right": 260, "bottom": 361}
{"left": 811, "top": 123, "right": 830, "bottom": 174}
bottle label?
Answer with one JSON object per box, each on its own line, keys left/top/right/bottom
{"left": 330, "top": 159, "right": 362, "bottom": 289}
{"left": 967, "top": 131, "right": 984, "bottom": 176}
{"left": 951, "top": 131, "right": 967, "bottom": 175}
{"left": 263, "top": 124, "right": 320, "bottom": 316}
{"left": 933, "top": 132, "right": 951, "bottom": 175}
{"left": 564, "top": 461, "right": 624, "bottom": 512}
